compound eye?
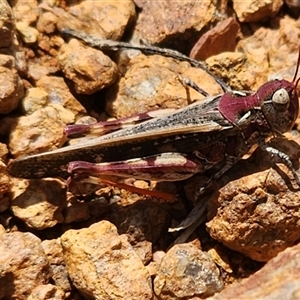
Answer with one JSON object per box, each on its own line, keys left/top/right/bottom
{"left": 272, "top": 88, "right": 290, "bottom": 112}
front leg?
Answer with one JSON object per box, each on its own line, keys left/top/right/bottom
{"left": 259, "top": 139, "right": 300, "bottom": 185}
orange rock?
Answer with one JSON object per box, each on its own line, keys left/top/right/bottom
{"left": 233, "top": 0, "right": 283, "bottom": 23}
{"left": 11, "top": 0, "right": 39, "bottom": 25}
{"left": 37, "top": 11, "right": 58, "bottom": 34}
{"left": 207, "top": 243, "right": 300, "bottom": 299}
{"left": 28, "top": 284, "right": 65, "bottom": 300}
{"left": 61, "top": 220, "right": 153, "bottom": 299}
{"left": 206, "top": 135, "right": 300, "bottom": 261}
{"left": 190, "top": 17, "right": 240, "bottom": 61}
{"left": 41, "top": 239, "right": 71, "bottom": 293}
{"left": 21, "top": 87, "right": 48, "bottom": 114}
{"left": 10, "top": 178, "right": 67, "bottom": 229}
{"left": 0, "top": 231, "right": 51, "bottom": 299}
{"left": 134, "top": 0, "right": 227, "bottom": 53}
{"left": 0, "top": 0, "right": 15, "bottom": 47}
{"left": 106, "top": 54, "right": 223, "bottom": 117}
{"left": 55, "top": 0, "right": 136, "bottom": 40}
{"left": 59, "top": 38, "right": 118, "bottom": 94}
{"left": 8, "top": 105, "right": 68, "bottom": 157}
{"left": 0, "top": 55, "right": 24, "bottom": 113}
{"left": 37, "top": 75, "right": 86, "bottom": 118}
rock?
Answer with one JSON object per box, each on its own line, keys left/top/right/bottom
{"left": 190, "top": 17, "right": 240, "bottom": 61}
{"left": 36, "top": 75, "right": 86, "bottom": 118}
{"left": 0, "top": 160, "right": 10, "bottom": 206}
{"left": 207, "top": 243, "right": 300, "bottom": 299}
{"left": 154, "top": 243, "right": 223, "bottom": 299}
{"left": 206, "top": 16, "right": 300, "bottom": 92}
{"left": 0, "top": 231, "right": 51, "bottom": 300}
{"left": 285, "top": 0, "right": 300, "bottom": 7}
{"left": 11, "top": 0, "right": 39, "bottom": 25}
{"left": 55, "top": 0, "right": 136, "bottom": 40}
{"left": 146, "top": 250, "right": 165, "bottom": 276}
{"left": 208, "top": 245, "right": 233, "bottom": 274}
{"left": 27, "top": 61, "right": 60, "bottom": 82}
{"left": 235, "top": 15, "right": 300, "bottom": 90}
{"left": 0, "top": 53, "right": 18, "bottom": 69}
{"left": 21, "top": 87, "right": 49, "bottom": 114}
{"left": 106, "top": 54, "right": 223, "bottom": 117}
{"left": 206, "top": 52, "right": 248, "bottom": 91}
{"left": 48, "top": 103, "right": 75, "bottom": 124}
{"left": 41, "top": 239, "right": 71, "bottom": 293}
{"left": 27, "top": 284, "right": 65, "bottom": 300}
{"left": 37, "top": 34, "right": 50, "bottom": 52}
{"left": 10, "top": 178, "right": 66, "bottom": 229}
{"left": 0, "top": 0, "right": 15, "bottom": 47}
{"left": 108, "top": 201, "right": 170, "bottom": 264}
{"left": 8, "top": 105, "right": 69, "bottom": 157}
{"left": 233, "top": 0, "right": 284, "bottom": 23}
{"left": 133, "top": 0, "right": 227, "bottom": 52}
{"left": 37, "top": 11, "right": 58, "bottom": 34}
{"left": 61, "top": 220, "right": 153, "bottom": 299}
{"left": 12, "top": 47, "right": 28, "bottom": 75}
{"left": 42, "top": 238, "right": 65, "bottom": 265}
{"left": 0, "top": 54, "right": 24, "bottom": 114}
{"left": 37, "top": 33, "right": 64, "bottom": 57}
{"left": 0, "top": 196, "right": 9, "bottom": 213}
{"left": 0, "top": 142, "right": 8, "bottom": 160}
{"left": 63, "top": 194, "right": 90, "bottom": 224}
{"left": 16, "top": 21, "right": 39, "bottom": 43}
{"left": 0, "top": 224, "right": 5, "bottom": 234}
{"left": 206, "top": 136, "right": 300, "bottom": 262}
{"left": 59, "top": 38, "right": 118, "bottom": 94}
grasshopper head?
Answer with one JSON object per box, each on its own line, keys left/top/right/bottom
{"left": 257, "top": 48, "right": 300, "bottom": 135}
{"left": 257, "top": 78, "right": 299, "bottom": 134}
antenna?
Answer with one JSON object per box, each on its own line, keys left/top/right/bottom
{"left": 292, "top": 46, "right": 300, "bottom": 87}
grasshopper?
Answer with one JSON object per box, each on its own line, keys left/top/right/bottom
{"left": 7, "top": 29, "right": 300, "bottom": 231}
